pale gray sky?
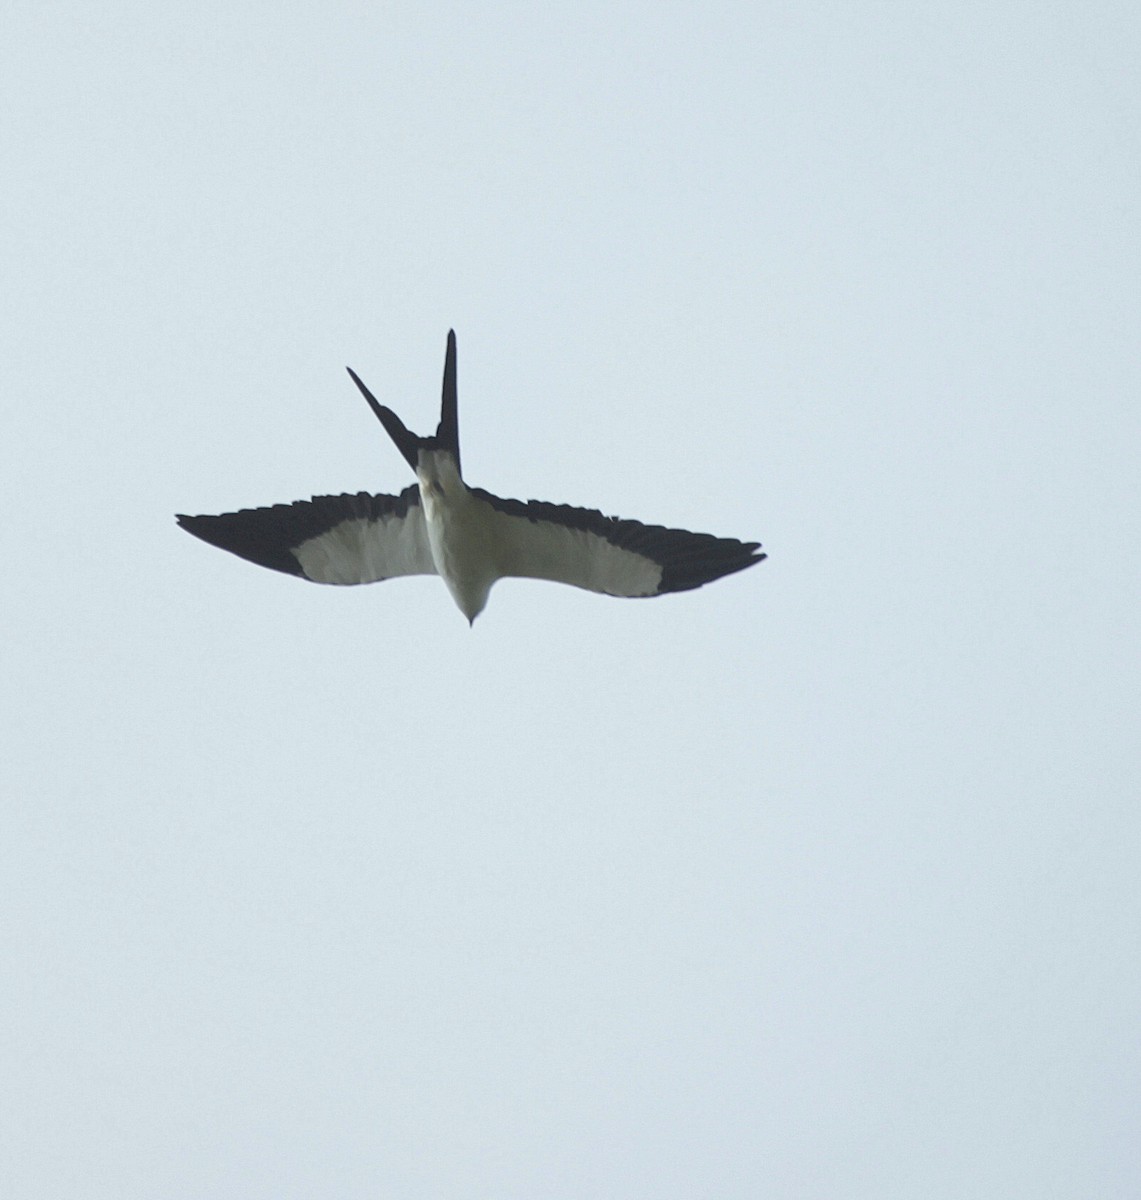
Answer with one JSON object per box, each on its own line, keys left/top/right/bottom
{"left": 3, "top": 3, "right": 1139, "bottom": 1197}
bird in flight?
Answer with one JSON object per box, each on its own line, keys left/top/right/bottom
{"left": 177, "top": 332, "right": 765, "bottom": 624}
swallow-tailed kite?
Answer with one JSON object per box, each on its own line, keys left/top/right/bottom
{"left": 177, "top": 332, "right": 766, "bottom": 624}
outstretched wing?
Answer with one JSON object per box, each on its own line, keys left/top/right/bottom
{"left": 473, "top": 490, "right": 765, "bottom": 598}
{"left": 176, "top": 486, "right": 436, "bottom": 585}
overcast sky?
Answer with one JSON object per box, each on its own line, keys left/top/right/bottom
{"left": 3, "top": 3, "right": 1139, "bottom": 1197}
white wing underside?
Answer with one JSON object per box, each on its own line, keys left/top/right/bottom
{"left": 489, "top": 508, "right": 663, "bottom": 596}
{"left": 293, "top": 508, "right": 436, "bottom": 584}
{"left": 292, "top": 492, "right": 663, "bottom": 596}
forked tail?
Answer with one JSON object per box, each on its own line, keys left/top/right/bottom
{"left": 346, "top": 330, "right": 461, "bottom": 477}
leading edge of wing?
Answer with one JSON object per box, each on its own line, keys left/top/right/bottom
{"left": 472, "top": 488, "right": 765, "bottom": 597}
{"left": 176, "top": 485, "right": 435, "bottom": 585}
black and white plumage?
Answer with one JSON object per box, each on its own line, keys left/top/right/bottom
{"left": 177, "top": 332, "right": 765, "bottom": 624}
